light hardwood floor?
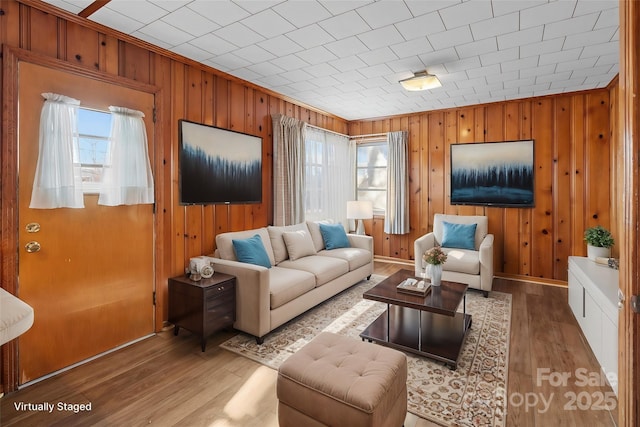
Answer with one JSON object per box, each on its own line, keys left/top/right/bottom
{"left": 1, "top": 262, "right": 618, "bottom": 426}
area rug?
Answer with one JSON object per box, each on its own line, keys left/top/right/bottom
{"left": 220, "top": 274, "right": 512, "bottom": 427}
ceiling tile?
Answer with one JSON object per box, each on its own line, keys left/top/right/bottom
{"left": 188, "top": 0, "right": 250, "bottom": 26}
{"left": 319, "top": 11, "right": 371, "bottom": 40}
{"left": 563, "top": 27, "right": 617, "bottom": 50}
{"left": 444, "top": 56, "right": 481, "bottom": 73}
{"left": 539, "top": 47, "right": 583, "bottom": 65}
{"left": 132, "top": 31, "right": 174, "bottom": 50}
{"left": 325, "top": 36, "right": 370, "bottom": 58}
{"left": 270, "top": 54, "right": 310, "bottom": 70}
{"left": 172, "top": 42, "right": 212, "bottom": 61}
{"left": 258, "top": 35, "right": 303, "bottom": 56}
{"left": 438, "top": 1, "right": 493, "bottom": 29}
{"left": 543, "top": 13, "right": 599, "bottom": 40}
{"left": 257, "top": 74, "right": 292, "bottom": 87}
{"left": 319, "top": 0, "right": 373, "bottom": 16}
{"left": 520, "top": 1, "right": 577, "bottom": 29}
{"left": 455, "top": 38, "right": 498, "bottom": 59}
{"left": 358, "top": 26, "right": 405, "bottom": 51}
{"left": 214, "top": 22, "right": 265, "bottom": 48}
{"left": 161, "top": 7, "right": 219, "bottom": 37}
{"left": 501, "top": 56, "right": 539, "bottom": 73}
{"left": 286, "top": 24, "right": 335, "bottom": 49}
{"left": 358, "top": 46, "right": 399, "bottom": 66}
{"left": 190, "top": 33, "right": 237, "bottom": 56}
{"left": 428, "top": 26, "right": 473, "bottom": 50}
{"left": 536, "top": 71, "right": 572, "bottom": 84}
{"left": 492, "top": 0, "right": 546, "bottom": 17}
{"left": 519, "top": 63, "right": 557, "bottom": 79}
{"left": 280, "top": 69, "right": 315, "bottom": 83}
{"left": 579, "top": 40, "right": 618, "bottom": 59}
{"left": 480, "top": 47, "right": 519, "bottom": 66}
{"left": 470, "top": 12, "right": 520, "bottom": 40}
{"left": 272, "top": 1, "right": 332, "bottom": 28}
{"left": 302, "top": 62, "right": 338, "bottom": 78}
{"left": 595, "top": 53, "right": 618, "bottom": 66}
{"left": 90, "top": 7, "right": 145, "bottom": 34}
{"left": 574, "top": 0, "right": 618, "bottom": 17}
{"left": 333, "top": 70, "right": 366, "bottom": 84}
{"left": 245, "top": 61, "right": 285, "bottom": 77}
{"left": 497, "top": 26, "right": 544, "bottom": 51}
{"left": 152, "top": 1, "right": 192, "bottom": 13}
{"left": 233, "top": 67, "right": 264, "bottom": 81}
{"left": 355, "top": 1, "right": 413, "bottom": 29}
{"left": 520, "top": 38, "right": 565, "bottom": 58}
{"left": 233, "top": 45, "right": 276, "bottom": 62}
{"left": 295, "top": 46, "right": 338, "bottom": 65}
{"left": 504, "top": 77, "right": 536, "bottom": 89}
{"left": 466, "top": 64, "right": 501, "bottom": 78}
{"left": 329, "top": 55, "right": 367, "bottom": 72}
{"left": 571, "top": 64, "right": 615, "bottom": 78}
{"left": 390, "top": 38, "right": 433, "bottom": 59}
{"left": 308, "top": 76, "right": 341, "bottom": 88}
{"left": 594, "top": 7, "right": 619, "bottom": 29}
{"left": 138, "top": 20, "right": 193, "bottom": 47}
{"left": 46, "top": 0, "right": 87, "bottom": 13}
{"left": 233, "top": 0, "right": 284, "bottom": 14}
{"left": 386, "top": 56, "right": 428, "bottom": 73}
{"left": 241, "top": 9, "right": 296, "bottom": 38}
{"left": 212, "top": 52, "right": 252, "bottom": 70}
{"left": 359, "top": 63, "right": 393, "bottom": 79}
{"left": 419, "top": 47, "right": 459, "bottom": 67}
{"left": 395, "top": 12, "right": 445, "bottom": 41}
{"left": 106, "top": 0, "right": 168, "bottom": 25}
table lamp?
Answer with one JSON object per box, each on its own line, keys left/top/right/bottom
{"left": 347, "top": 200, "right": 373, "bottom": 235}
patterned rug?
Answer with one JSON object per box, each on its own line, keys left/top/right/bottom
{"left": 220, "top": 274, "right": 512, "bottom": 427}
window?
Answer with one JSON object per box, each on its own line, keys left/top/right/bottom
{"left": 356, "top": 142, "right": 388, "bottom": 213}
{"left": 77, "top": 108, "right": 111, "bottom": 193}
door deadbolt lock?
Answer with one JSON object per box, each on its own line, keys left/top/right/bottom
{"left": 25, "top": 222, "right": 41, "bottom": 233}
{"left": 25, "top": 241, "right": 41, "bottom": 253}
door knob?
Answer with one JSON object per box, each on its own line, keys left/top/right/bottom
{"left": 25, "top": 241, "right": 41, "bottom": 253}
{"left": 26, "top": 222, "right": 41, "bottom": 233}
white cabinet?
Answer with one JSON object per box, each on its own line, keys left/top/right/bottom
{"left": 567, "top": 256, "right": 619, "bottom": 396}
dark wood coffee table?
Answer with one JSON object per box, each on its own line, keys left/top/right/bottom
{"left": 360, "top": 269, "right": 472, "bottom": 369}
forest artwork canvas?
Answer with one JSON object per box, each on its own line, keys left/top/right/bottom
{"left": 450, "top": 140, "right": 534, "bottom": 207}
{"left": 179, "top": 120, "right": 262, "bottom": 205}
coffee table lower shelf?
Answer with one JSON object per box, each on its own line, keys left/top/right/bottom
{"left": 360, "top": 306, "right": 472, "bottom": 369}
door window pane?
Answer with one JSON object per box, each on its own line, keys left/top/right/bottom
{"left": 78, "top": 108, "right": 111, "bottom": 192}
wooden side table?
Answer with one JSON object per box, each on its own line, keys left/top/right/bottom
{"left": 168, "top": 272, "right": 236, "bottom": 351}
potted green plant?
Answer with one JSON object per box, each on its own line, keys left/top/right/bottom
{"left": 584, "top": 225, "right": 614, "bottom": 260}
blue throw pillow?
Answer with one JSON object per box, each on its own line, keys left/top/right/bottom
{"left": 441, "top": 221, "right": 477, "bottom": 250}
{"left": 232, "top": 234, "right": 271, "bottom": 268}
{"left": 319, "top": 223, "right": 350, "bottom": 250}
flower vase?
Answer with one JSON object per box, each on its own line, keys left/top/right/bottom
{"left": 428, "top": 263, "right": 442, "bottom": 287}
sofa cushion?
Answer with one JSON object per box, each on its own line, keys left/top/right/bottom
{"left": 278, "top": 255, "right": 349, "bottom": 286}
{"left": 442, "top": 248, "right": 480, "bottom": 275}
{"left": 306, "top": 219, "right": 333, "bottom": 252}
{"left": 269, "top": 267, "right": 316, "bottom": 309}
{"left": 267, "top": 223, "right": 309, "bottom": 264}
{"left": 319, "top": 223, "right": 350, "bottom": 250}
{"left": 318, "top": 247, "right": 372, "bottom": 271}
{"left": 441, "top": 221, "right": 477, "bottom": 250}
{"left": 216, "top": 228, "right": 275, "bottom": 266}
{"left": 282, "top": 230, "right": 317, "bottom": 261}
{"left": 232, "top": 234, "right": 272, "bottom": 268}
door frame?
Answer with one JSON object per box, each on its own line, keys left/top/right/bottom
{"left": 1, "top": 46, "right": 163, "bottom": 392}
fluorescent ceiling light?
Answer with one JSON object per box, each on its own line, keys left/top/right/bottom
{"left": 399, "top": 71, "right": 441, "bottom": 91}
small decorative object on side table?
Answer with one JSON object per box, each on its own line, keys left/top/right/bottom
{"left": 422, "top": 246, "right": 447, "bottom": 287}
{"left": 168, "top": 272, "right": 236, "bottom": 352}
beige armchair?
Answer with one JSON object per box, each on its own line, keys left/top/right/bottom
{"left": 414, "top": 214, "right": 494, "bottom": 296}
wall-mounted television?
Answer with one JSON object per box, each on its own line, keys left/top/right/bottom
{"left": 178, "top": 119, "right": 262, "bottom": 205}
{"left": 450, "top": 140, "right": 534, "bottom": 208}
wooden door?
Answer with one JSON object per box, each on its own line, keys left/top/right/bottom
{"left": 17, "top": 62, "right": 155, "bottom": 384}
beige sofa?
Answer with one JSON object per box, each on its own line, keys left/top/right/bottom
{"left": 211, "top": 221, "right": 374, "bottom": 343}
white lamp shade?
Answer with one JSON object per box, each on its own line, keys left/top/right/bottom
{"left": 347, "top": 200, "right": 373, "bottom": 219}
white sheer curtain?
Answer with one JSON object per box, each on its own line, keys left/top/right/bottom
{"left": 272, "top": 114, "right": 307, "bottom": 226}
{"left": 305, "top": 127, "right": 356, "bottom": 228}
{"left": 30, "top": 93, "right": 84, "bottom": 209}
{"left": 385, "top": 131, "right": 410, "bottom": 234}
{"left": 98, "top": 106, "right": 154, "bottom": 206}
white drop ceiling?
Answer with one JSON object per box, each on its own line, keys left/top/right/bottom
{"left": 43, "top": 0, "right": 619, "bottom": 120}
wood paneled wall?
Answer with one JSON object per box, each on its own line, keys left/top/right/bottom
{"left": 0, "top": 1, "right": 348, "bottom": 333}
{"left": 350, "top": 87, "right": 615, "bottom": 282}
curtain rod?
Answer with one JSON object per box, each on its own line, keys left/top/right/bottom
{"left": 305, "top": 124, "right": 388, "bottom": 140}
{"left": 306, "top": 123, "right": 350, "bottom": 138}
{"left": 349, "top": 132, "right": 387, "bottom": 139}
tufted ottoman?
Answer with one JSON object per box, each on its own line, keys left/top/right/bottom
{"left": 276, "top": 332, "right": 407, "bottom": 427}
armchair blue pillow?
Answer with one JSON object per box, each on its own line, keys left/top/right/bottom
{"left": 232, "top": 234, "right": 272, "bottom": 268}
{"left": 319, "top": 223, "right": 351, "bottom": 250}
{"left": 441, "top": 221, "right": 477, "bottom": 250}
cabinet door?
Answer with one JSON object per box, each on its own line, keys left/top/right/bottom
{"left": 583, "top": 290, "right": 602, "bottom": 360}
{"left": 567, "top": 270, "right": 584, "bottom": 326}
{"left": 601, "top": 314, "right": 618, "bottom": 395}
